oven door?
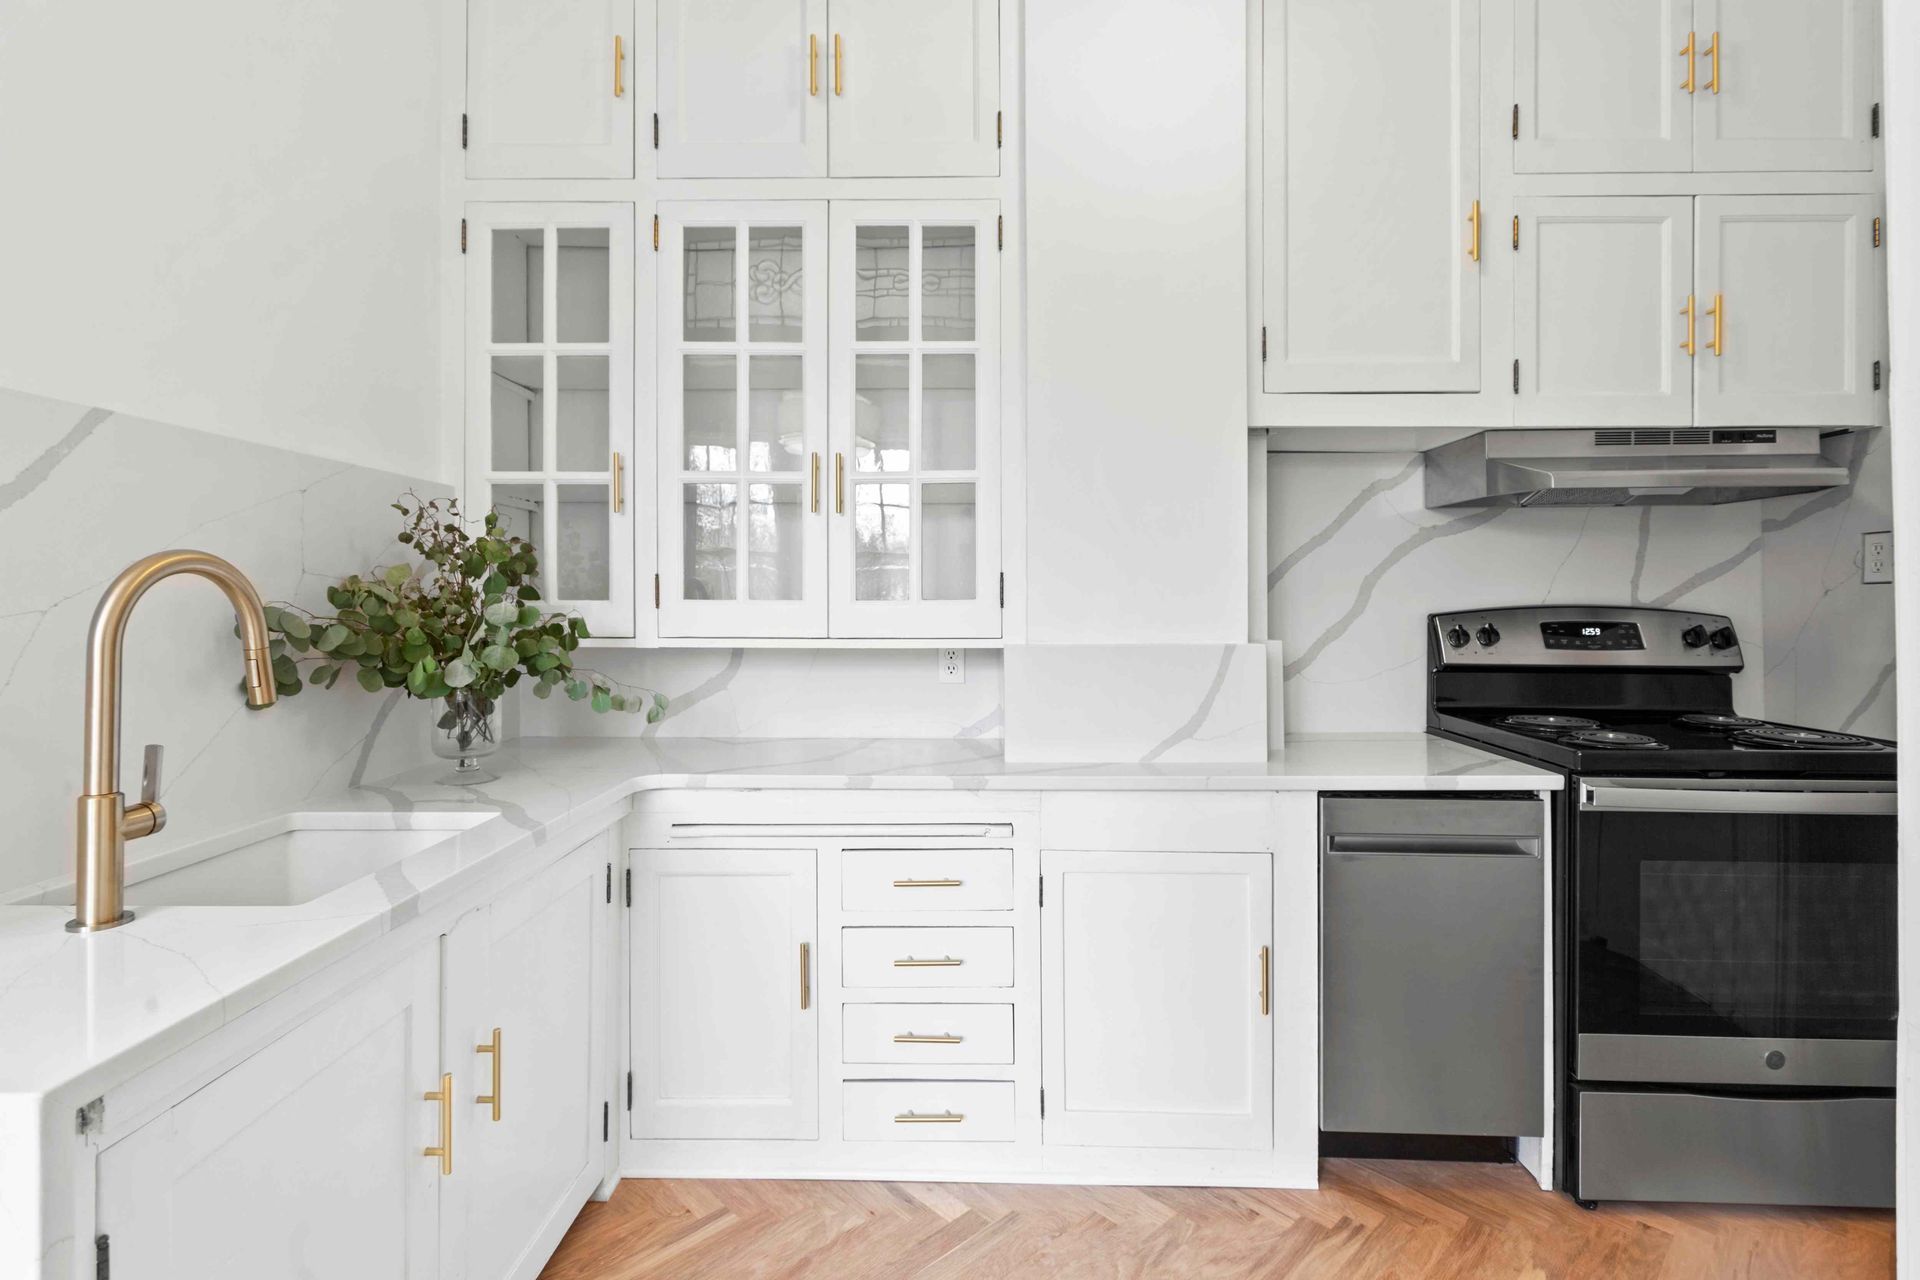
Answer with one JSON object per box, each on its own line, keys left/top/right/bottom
{"left": 1573, "top": 777, "right": 1897, "bottom": 1088}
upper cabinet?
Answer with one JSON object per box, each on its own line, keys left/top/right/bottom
{"left": 1260, "top": 0, "right": 1481, "bottom": 394}
{"left": 656, "top": 0, "right": 999, "bottom": 178}
{"left": 467, "top": 0, "right": 635, "bottom": 178}
{"left": 1515, "top": 0, "right": 1879, "bottom": 174}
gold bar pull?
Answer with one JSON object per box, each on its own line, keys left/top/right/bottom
{"left": 894, "top": 1033, "right": 963, "bottom": 1044}
{"left": 834, "top": 452, "right": 845, "bottom": 514}
{"left": 809, "top": 34, "right": 819, "bottom": 96}
{"left": 475, "top": 1028, "right": 502, "bottom": 1122}
{"left": 423, "top": 1073, "right": 454, "bottom": 1175}
{"left": 810, "top": 451, "right": 821, "bottom": 513}
{"left": 893, "top": 878, "right": 963, "bottom": 888}
{"left": 611, "top": 451, "right": 625, "bottom": 514}
{"left": 800, "top": 941, "right": 811, "bottom": 1010}
{"left": 1467, "top": 200, "right": 1481, "bottom": 263}
{"left": 894, "top": 1111, "right": 964, "bottom": 1124}
{"left": 895, "top": 955, "right": 963, "bottom": 968}
{"left": 834, "top": 33, "right": 844, "bottom": 96}
{"left": 1259, "top": 946, "right": 1271, "bottom": 1016}
{"left": 614, "top": 34, "right": 625, "bottom": 99}
{"left": 1679, "top": 295, "right": 1697, "bottom": 356}
{"left": 1704, "top": 31, "right": 1719, "bottom": 94}
{"left": 1705, "top": 292, "right": 1725, "bottom": 356}
{"left": 1679, "top": 31, "right": 1696, "bottom": 93}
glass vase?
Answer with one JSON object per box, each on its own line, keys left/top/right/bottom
{"left": 431, "top": 689, "right": 501, "bottom": 782}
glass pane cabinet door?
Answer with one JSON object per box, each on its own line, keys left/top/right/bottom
{"left": 465, "top": 204, "right": 637, "bottom": 638}
{"left": 658, "top": 202, "right": 829, "bottom": 637}
{"left": 829, "top": 203, "right": 1000, "bottom": 638}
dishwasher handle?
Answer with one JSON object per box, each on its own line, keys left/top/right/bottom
{"left": 1327, "top": 833, "right": 1540, "bottom": 857}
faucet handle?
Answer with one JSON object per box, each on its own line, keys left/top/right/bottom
{"left": 122, "top": 744, "right": 167, "bottom": 841}
{"left": 140, "top": 743, "right": 164, "bottom": 805}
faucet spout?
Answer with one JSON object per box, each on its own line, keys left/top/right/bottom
{"left": 70, "top": 550, "right": 277, "bottom": 933}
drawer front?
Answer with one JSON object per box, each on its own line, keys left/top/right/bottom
{"left": 841, "top": 849, "right": 1015, "bottom": 912}
{"left": 842, "top": 927, "right": 1014, "bottom": 988}
{"left": 843, "top": 1003, "right": 1014, "bottom": 1065}
{"left": 843, "top": 1080, "right": 1016, "bottom": 1142}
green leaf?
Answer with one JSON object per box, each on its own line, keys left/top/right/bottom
{"left": 444, "top": 658, "right": 477, "bottom": 689}
{"left": 309, "top": 663, "right": 337, "bottom": 686}
{"left": 518, "top": 604, "right": 543, "bottom": 627}
{"left": 357, "top": 668, "right": 385, "bottom": 693}
{"left": 532, "top": 679, "right": 553, "bottom": 699}
{"left": 590, "top": 688, "right": 613, "bottom": 713}
{"left": 565, "top": 678, "right": 590, "bottom": 702}
{"left": 279, "top": 612, "right": 311, "bottom": 640}
{"left": 384, "top": 563, "right": 411, "bottom": 587}
{"left": 483, "top": 600, "right": 520, "bottom": 627}
{"left": 532, "top": 652, "right": 561, "bottom": 672}
{"left": 480, "top": 644, "right": 519, "bottom": 671}
{"left": 610, "top": 693, "right": 627, "bottom": 712}
{"left": 317, "top": 624, "right": 350, "bottom": 652}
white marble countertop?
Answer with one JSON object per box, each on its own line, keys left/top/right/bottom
{"left": 0, "top": 733, "right": 1553, "bottom": 1103}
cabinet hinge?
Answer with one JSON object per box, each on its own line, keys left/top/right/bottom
{"left": 76, "top": 1096, "right": 104, "bottom": 1136}
{"left": 460, "top": 113, "right": 468, "bottom": 150}
{"left": 1037, "top": 875, "right": 1043, "bottom": 908}
{"left": 1874, "top": 360, "right": 1883, "bottom": 392}
{"left": 652, "top": 112, "right": 660, "bottom": 149}
{"left": 605, "top": 863, "right": 612, "bottom": 904}
{"left": 997, "top": 215, "right": 1004, "bottom": 251}
{"left": 1872, "top": 103, "right": 1880, "bottom": 139}
{"left": 997, "top": 111, "right": 1003, "bottom": 148}
{"left": 625, "top": 867, "right": 632, "bottom": 908}
{"left": 1039, "top": 1088, "right": 1045, "bottom": 1119}
{"left": 1260, "top": 325, "right": 1268, "bottom": 363}
{"left": 1511, "top": 103, "right": 1519, "bottom": 140}
{"left": 1512, "top": 215, "right": 1520, "bottom": 251}
{"left": 460, "top": 218, "right": 468, "bottom": 255}
{"left": 603, "top": 1101, "right": 610, "bottom": 1142}
{"left": 1512, "top": 358, "right": 1520, "bottom": 395}
{"left": 653, "top": 572, "right": 661, "bottom": 607}
{"left": 96, "top": 1234, "right": 109, "bottom": 1280}
{"left": 999, "top": 572, "right": 1005, "bottom": 609}
{"left": 652, "top": 216, "right": 660, "bottom": 253}
{"left": 626, "top": 1070, "right": 634, "bottom": 1111}
{"left": 1874, "top": 216, "right": 1883, "bottom": 249}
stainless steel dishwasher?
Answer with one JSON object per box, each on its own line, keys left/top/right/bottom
{"left": 1320, "top": 794, "right": 1544, "bottom": 1137}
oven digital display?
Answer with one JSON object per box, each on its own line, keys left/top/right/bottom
{"left": 1541, "top": 620, "right": 1644, "bottom": 651}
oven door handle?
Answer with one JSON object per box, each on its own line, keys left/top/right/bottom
{"left": 1580, "top": 780, "right": 1896, "bottom": 816}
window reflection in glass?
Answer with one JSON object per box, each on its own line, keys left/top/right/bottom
{"left": 683, "top": 227, "right": 736, "bottom": 341}
{"left": 854, "top": 355, "right": 909, "bottom": 472}
{"left": 921, "top": 354, "right": 975, "bottom": 471}
{"left": 854, "top": 482, "right": 912, "bottom": 601}
{"left": 921, "top": 225, "right": 976, "bottom": 340}
{"left": 747, "top": 483, "right": 803, "bottom": 600}
{"left": 748, "top": 356, "right": 804, "bottom": 473}
{"left": 921, "top": 482, "right": 975, "bottom": 600}
{"left": 684, "top": 355, "right": 737, "bottom": 472}
{"left": 747, "top": 227, "right": 804, "bottom": 343}
{"left": 683, "top": 482, "right": 738, "bottom": 601}
{"left": 556, "top": 484, "right": 610, "bottom": 601}
{"left": 854, "top": 226, "right": 910, "bottom": 341}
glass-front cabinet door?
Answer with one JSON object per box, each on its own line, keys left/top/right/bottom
{"left": 465, "top": 204, "right": 637, "bottom": 638}
{"left": 657, "top": 203, "right": 829, "bottom": 637}
{"left": 829, "top": 202, "right": 1000, "bottom": 638}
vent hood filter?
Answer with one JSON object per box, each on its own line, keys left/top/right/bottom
{"left": 1424, "top": 429, "right": 1854, "bottom": 509}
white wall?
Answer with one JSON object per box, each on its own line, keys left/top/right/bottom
{"left": 1022, "top": 0, "right": 1249, "bottom": 643}
{"left": 0, "top": 0, "right": 445, "bottom": 480}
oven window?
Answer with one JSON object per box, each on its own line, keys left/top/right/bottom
{"left": 1577, "top": 811, "right": 1896, "bottom": 1041}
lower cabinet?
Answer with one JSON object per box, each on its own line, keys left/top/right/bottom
{"left": 95, "top": 947, "right": 446, "bottom": 1279}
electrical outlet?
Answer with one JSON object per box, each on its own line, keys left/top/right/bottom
{"left": 1863, "top": 531, "right": 1894, "bottom": 585}
{"left": 938, "top": 648, "right": 964, "bottom": 683}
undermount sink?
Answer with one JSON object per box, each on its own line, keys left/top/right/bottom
{"left": 120, "top": 812, "right": 497, "bottom": 909}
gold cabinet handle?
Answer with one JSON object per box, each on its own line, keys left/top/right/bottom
{"left": 893, "top": 878, "right": 963, "bottom": 888}
{"left": 1705, "top": 31, "right": 1719, "bottom": 94}
{"left": 895, "top": 1111, "right": 964, "bottom": 1124}
{"left": 423, "top": 1072, "right": 453, "bottom": 1176}
{"left": 895, "top": 955, "right": 963, "bottom": 968}
{"left": 834, "top": 452, "right": 845, "bottom": 514}
{"left": 1467, "top": 200, "right": 1481, "bottom": 263}
{"left": 810, "top": 451, "right": 821, "bottom": 513}
{"left": 1680, "top": 31, "right": 1696, "bottom": 93}
{"left": 1705, "top": 292, "right": 1725, "bottom": 356}
{"left": 1259, "top": 945, "right": 1271, "bottom": 1017}
{"left": 800, "top": 941, "right": 811, "bottom": 1010}
{"left": 894, "top": 1033, "right": 963, "bottom": 1044}
{"left": 611, "top": 451, "right": 624, "bottom": 514}
{"left": 475, "top": 1027, "right": 502, "bottom": 1122}
{"left": 614, "top": 34, "right": 625, "bottom": 98}
{"left": 1680, "top": 294, "right": 1697, "bottom": 356}
{"left": 809, "top": 34, "right": 820, "bottom": 96}
{"left": 834, "top": 33, "right": 844, "bottom": 96}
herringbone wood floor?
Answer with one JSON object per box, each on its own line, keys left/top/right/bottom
{"left": 537, "top": 1161, "right": 1894, "bottom": 1279}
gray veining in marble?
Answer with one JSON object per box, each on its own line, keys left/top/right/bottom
{"left": 0, "top": 406, "right": 107, "bottom": 514}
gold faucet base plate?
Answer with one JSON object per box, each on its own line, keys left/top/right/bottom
{"left": 66, "top": 910, "right": 135, "bottom": 934}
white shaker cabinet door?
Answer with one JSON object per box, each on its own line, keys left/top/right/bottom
{"left": 1514, "top": 197, "right": 1694, "bottom": 427}
{"left": 1261, "top": 0, "right": 1479, "bottom": 392}
{"left": 1041, "top": 850, "right": 1273, "bottom": 1150}
{"left": 826, "top": 0, "right": 999, "bottom": 177}
{"left": 95, "top": 948, "right": 443, "bottom": 1279}
{"left": 1694, "top": 195, "right": 1884, "bottom": 427}
{"left": 657, "top": 0, "right": 827, "bottom": 177}
{"left": 1515, "top": 0, "right": 1693, "bottom": 173}
{"left": 467, "top": 0, "right": 634, "bottom": 178}
{"left": 1692, "top": 0, "right": 1877, "bottom": 172}
{"left": 631, "top": 848, "right": 819, "bottom": 1140}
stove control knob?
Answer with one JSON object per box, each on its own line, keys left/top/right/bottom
{"left": 1445, "top": 625, "right": 1471, "bottom": 649}
{"left": 1709, "top": 626, "right": 1738, "bottom": 651}
{"left": 1475, "top": 624, "right": 1501, "bottom": 648}
{"left": 1681, "top": 625, "right": 1709, "bottom": 649}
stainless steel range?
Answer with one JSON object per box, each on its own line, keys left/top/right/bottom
{"left": 1425, "top": 605, "right": 1896, "bottom": 1210}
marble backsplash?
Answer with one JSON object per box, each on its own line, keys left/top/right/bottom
{"left": 0, "top": 388, "right": 444, "bottom": 900}
{"left": 1268, "top": 431, "right": 1896, "bottom": 738}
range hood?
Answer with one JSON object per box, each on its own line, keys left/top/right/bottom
{"left": 1424, "top": 428, "right": 1853, "bottom": 508}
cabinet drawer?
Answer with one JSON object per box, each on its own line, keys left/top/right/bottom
{"left": 843, "top": 1003, "right": 1014, "bottom": 1065}
{"left": 841, "top": 849, "right": 1015, "bottom": 912}
{"left": 842, "top": 927, "right": 1013, "bottom": 988}
{"left": 842, "top": 1080, "right": 1016, "bottom": 1142}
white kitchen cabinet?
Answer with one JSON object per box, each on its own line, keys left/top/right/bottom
{"left": 465, "top": 203, "right": 636, "bottom": 639}
{"left": 1040, "top": 850, "right": 1274, "bottom": 1150}
{"left": 467, "top": 0, "right": 634, "bottom": 178}
{"left": 441, "top": 832, "right": 614, "bottom": 1280}
{"left": 656, "top": 0, "right": 827, "bottom": 178}
{"left": 658, "top": 202, "right": 829, "bottom": 638}
{"left": 95, "top": 948, "right": 444, "bottom": 1279}
{"left": 630, "top": 847, "right": 818, "bottom": 1139}
{"left": 1694, "top": 194, "right": 1884, "bottom": 427}
{"left": 1692, "top": 0, "right": 1877, "bottom": 173}
{"left": 826, "top": 0, "right": 999, "bottom": 177}
{"left": 1514, "top": 197, "right": 1695, "bottom": 427}
{"left": 1260, "top": 0, "right": 1480, "bottom": 393}
{"left": 1515, "top": 0, "right": 1692, "bottom": 173}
